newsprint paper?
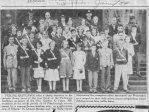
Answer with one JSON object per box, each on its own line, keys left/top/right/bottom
{"left": 0, "top": 0, "right": 149, "bottom": 112}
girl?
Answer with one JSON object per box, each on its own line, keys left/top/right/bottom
{"left": 73, "top": 42, "right": 86, "bottom": 92}
{"left": 78, "top": 18, "right": 89, "bottom": 34}
{"left": 32, "top": 41, "right": 44, "bottom": 92}
{"left": 62, "top": 26, "right": 71, "bottom": 40}
{"left": 98, "top": 39, "right": 114, "bottom": 93}
{"left": 91, "top": 27, "right": 100, "bottom": 44}
{"left": 125, "top": 36, "right": 135, "bottom": 85}
{"left": 59, "top": 40, "right": 73, "bottom": 93}
{"left": 44, "top": 41, "right": 61, "bottom": 93}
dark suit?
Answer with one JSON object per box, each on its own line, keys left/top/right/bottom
{"left": 108, "top": 24, "right": 118, "bottom": 36}
{"left": 129, "top": 33, "right": 142, "bottom": 73}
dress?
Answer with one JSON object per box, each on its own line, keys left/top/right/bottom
{"left": 33, "top": 49, "right": 44, "bottom": 78}
{"left": 59, "top": 48, "right": 73, "bottom": 78}
{"left": 73, "top": 51, "right": 86, "bottom": 80}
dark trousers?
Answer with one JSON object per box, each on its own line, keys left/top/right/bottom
{"left": 20, "top": 66, "right": 31, "bottom": 89}
{"left": 134, "top": 52, "right": 141, "bottom": 73}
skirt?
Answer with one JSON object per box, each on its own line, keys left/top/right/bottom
{"left": 34, "top": 67, "right": 44, "bottom": 78}
{"left": 44, "top": 68, "right": 60, "bottom": 81}
{"left": 73, "top": 67, "right": 85, "bottom": 80}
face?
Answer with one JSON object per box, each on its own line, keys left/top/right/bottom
{"left": 125, "top": 37, "right": 130, "bottom": 43}
{"left": 37, "top": 42, "right": 41, "bottom": 49}
{"left": 45, "top": 12, "right": 50, "bottom": 19}
{"left": 39, "top": 19, "right": 45, "bottom": 24}
{"left": 42, "top": 32, "right": 48, "bottom": 38}
{"left": 92, "top": 29, "right": 96, "bottom": 35}
{"left": 65, "top": 26, "right": 69, "bottom": 32}
{"left": 12, "top": 26, "right": 17, "bottom": 32}
{"left": 86, "top": 31, "right": 91, "bottom": 37}
{"left": 93, "top": 17, "right": 98, "bottom": 23}
{"left": 9, "top": 37, "right": 14, "bottom": 44}
{"left": 54, "top": 19, "right": 58, "bottom": 25}
{"left": 17, "top": 31, "right": 22, "bottom": 36}
{"left": 50, "top": 41, "right": 55, "bottom": 50}
{"left": 104, "top": 29, "right": 109, "bottom": 34}
{"left": 119, "top": 41, "right": 125, "bottom": 48}
{"left": 39, "top": 25, "right": 45, "bottom": 33}
{"left": 28, "top": 20, "right": 33, "bottom": 26}
{"left": 118, "top": 33, "right": 124, "bottom": 39}
{"left": 22, "top": 38, "right": 28, "bottom": 45}
{"left": 29, "top": 33, "right": 34, "bottom": 39}
{"left": 78, "top": 29, "right": 83, "bottom": 34}
{"left": 81, "top": 19, "right": 86, "bottom": 25}
{"left": 76, "top": 44, "right": 81, "bottom": 50}
{"left": 130, "top": 18, "right": 136, "bottom": 24}
{"left": 103, "top": 41, "right": 108, "bottom": 48}
{"left": 57, "top": 28, "right": 62, "bottom": 34}
{"left": 101, "top": 34, "right": 106, "bottom": 39}
{"left": 63, "top": 41, "right": 68, "bottom": 49}
{"left": 61, "top": 18, "right": 65, "bottom": 22}
{"left": 111, "top": 17, "right": 117, "bottom": 25}
{"left": 71, "top": 31, "right": 76, "bottom": 37}
{"left": 52, "top": 26, "right": 57, "bottom": 32}
{"left": 26, "top": 29, "right": 31, "bottom": 34}
{"left": 117, "top": 26, "right": 124, "bottom": 33}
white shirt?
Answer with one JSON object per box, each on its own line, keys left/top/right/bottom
{"left": 40, "top": 38, "right": 52, "bottom": 51}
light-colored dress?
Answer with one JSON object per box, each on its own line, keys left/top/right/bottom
{"left": 34, "top": 49, "right": 44, "bottom": 78}
{"left": 125, "top": 43, "right": 135, "bottom": 74}
{"left": 73, "top": 51, "right": 86, "bottom": 80}
{"left": 59, "top": 49, "right": 73, "bottom": 78}
{"left": 45, "top": 69, "right": 59, "bottom": 81}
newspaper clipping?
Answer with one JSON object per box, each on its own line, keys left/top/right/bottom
{"left": 0, "top": 0, "right": 149, "bottom": 112}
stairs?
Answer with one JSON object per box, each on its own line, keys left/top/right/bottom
{"left": 1, "top": 63, "right": 147, "bottom": 93}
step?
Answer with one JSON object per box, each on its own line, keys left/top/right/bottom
{"left": 128, "top": 80, "right": 147, "bottom": 85}
{"left": 129, "top": 85, "right": 147, "bottom": 92}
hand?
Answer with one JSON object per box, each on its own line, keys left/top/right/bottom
{"left": 18, "top": 66, "right": 20, "bottom": 69}
{"left": 57, "top": 66, "right": 59, "bottom": 69}
{"left": 110, "top": 65, "right": 113, "bottom": 69}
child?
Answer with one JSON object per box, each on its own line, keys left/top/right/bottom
{"left": 59, "top": 40, "right": 73, "bottom": 93}
{"left": 98, "top": 39, "right": 114, "bottom": 93}
{"left": 73, "top": 42, "right": 86, "bottom": 92}
{"left": 3, "top": 36, "right": 18, "bottom": 92}
{"left": 17, "top": 37, "right": 32, "bottom": 92}
{"left": 44, "top": 41, "right": 61, "bottom": 93}
{"left": 86, "top": 44, "right": 100, "bottom": 93}
{"left": 125, "top": 36, "right": 135, "bottom": 85}
{"left": 113, "top": 39, "right": 129, "bottom": 93}
{"left": 32, "top": 41, "right": 45, "bottom": 92}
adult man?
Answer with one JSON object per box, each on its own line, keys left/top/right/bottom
{"left": 108, "top": 17, "right": 118, "bottom": 36}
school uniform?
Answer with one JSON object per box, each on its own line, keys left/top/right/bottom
{"left": 31, "top": 48, "right": 45, "bottom": 78}
{"left": 113, "top": 47, "right": 128, "bottom": 90}
{"left": 44, "top": 48, "right": 61, "bottom": 81}
{"left": 63, "top": 31, "right": 72, "bottom": 40}
{"left": 3, "top": 43, "right": 18, "bottom": 90}
{"left": 86, "top": 51, "right": 100, "bottom": 90}
{"left": 17, "top": 46, "right": 32, "bottom": 89}
{"left": 98, "top": 48, "right": 114, "bottom": 90}
{"left": 40, "top": 37, "right": 52, "bottom": 51}
{"left": 90, "top": 22, "right": 102, "bottom": 33}
{"left": 59, "top": 48, "right": 73, "bottom": 78}
{"left": 125, "top": 23, "right": 141, "bottom": 35}
{"left": 68, "top": 36, "right": 81, "bottom": 51}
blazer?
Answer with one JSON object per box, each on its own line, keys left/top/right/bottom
{"left": 86, "top": 51, "right": 100, "bottom": 71}
{"left": 108, "top": 24, "right": 118, "bottom": 36}
{"left": 17, "top": 46, "right": 32, "bottom": 67}
{"left": 31, "top": 49, "right": 45, "bottom": 68}
{"left": 52, "top": 35, "right": 66, "bottom": 49}
{"left": 43, "top": 48, "right": 61, "bottom": 69}
{"left": 129, "top": 33, "right": 142, "bottom": 52}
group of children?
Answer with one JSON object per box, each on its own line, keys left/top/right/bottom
{"left": 3, "top": 11, "right": 141, "bottom": 93}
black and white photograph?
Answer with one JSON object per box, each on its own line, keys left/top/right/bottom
{"left": 1, "top": 9, "right": 147, "bottom": 93}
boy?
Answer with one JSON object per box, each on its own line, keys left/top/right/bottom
{"left": 17, "top": 37, "right": 32, "bottom": 92}
{"left": 113, "top": 39, "right": 129, "bottom": 93}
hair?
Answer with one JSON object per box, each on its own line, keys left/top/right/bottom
{"left": 86, "top": 30, "right": 91, "bottom": 33}
{"left": 49, "top": 40, "right": 55, "bottom": 46}
{"left": 76, "top": 42, "right": 82, "bottom": 48}
{"left": 71, "top": 29, "right": 76, "bottom": 33}
{"left": 30, "top": 31, "right": 35, "bottom": 35}
{"left": 62, "top": 40, "right": 68, "bottom": 48}
{"left": 36, "top": 41, "right": 43, "bottom": 48}
{"left": 25, "top": 26, "right": 32, "bottom": 30}
{"left": 131, "top": 24, "right": 137, "bottom": 28}
{"left": 102, "top": 26, "right": 109, "bottom": 32}
{"left": 118, "top": 24, "right": 123, "bottom": 28}
{"left": 8, "top": 36, "right": 14, "bottom": 39}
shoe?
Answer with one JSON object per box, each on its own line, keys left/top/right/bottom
{"left": 53, "top": 90, "right": 57, "bottom": 93}
{"left": 111, "top": 89, "right": 119, "bottom": 93}
{"left": 106, "top": 88, "right": 112, "bottom": 93}
{"left": 123, "top": 89, "right": 130, "bottom": 93}
{"left": 49, "top": 90, "right": 52, "bottom": 93}
{"left": 101, "top": 89, "right": 106, "bottom": 93}
{"left": 94, "top": 89, "right": 98, "bottom": 93}
{"left": 21, "top": 89, "right": 26, "bottom": 92}
{"left": 36, "top": 89, "right": 41, "bottom": 93}
{"left": 27, "top": 88, "right": 31, "bottom": 92}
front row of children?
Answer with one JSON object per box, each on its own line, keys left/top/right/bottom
{"left": 4, "top": 36, "right": 133, "bottom": 93}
